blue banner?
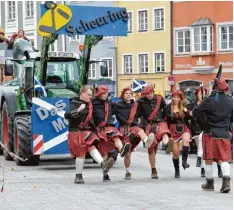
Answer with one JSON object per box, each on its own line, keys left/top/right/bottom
{"left": 40, "top": 4, "right": 128, "bottom": 36}
{"left": 31, "top": 98, "right": 70, "bottom": 155}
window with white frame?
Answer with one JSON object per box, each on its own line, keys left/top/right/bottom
{"left": 101, "top": 59, "right": 113, "bottom": 78}
{"left": 123, "top": 55, "right": 132, "bottom": 74}
{"left": 219, "top": 24, "right": 233, "bottom": 50}
{"left": 128, "top": 12, "right": 132, "bottom": 33}
{"left": 175, "top": 29, "right": 190, "bottom": 54}
{"left": 154, "top": 53, "right": 165, "bottom": 72}
{"left": 26, "top": 1, "right": 34, "bottom": 17}
{"left": 192, "top": 26, "right": 213, "bottom": 52}
{"left": 8, "top": 1, "right": 16, "bottom": 20}
{"left": 89, "top": 61, "right": 96, "bottom": 79}
{"left": 69, "top": 35, "right": 79, "bottom": 43}
{"left": 138, "top": 10, "right": 148, "bottom": 31}
{"left": 138, "top": 54, "right": 148, "bottom": 73}
{"left": 154, "top": 8, "right": 164, "bottom": 30}
{"left": 50, "top": 40, "right": 57, "bottom": 51}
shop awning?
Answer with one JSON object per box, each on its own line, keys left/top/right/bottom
{"left": 189, "top": 17, "right": 213, "bottom": 27}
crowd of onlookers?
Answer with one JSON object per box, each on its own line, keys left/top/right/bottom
{"left": 0, "top": 29, "right": 29, "bottom": 49}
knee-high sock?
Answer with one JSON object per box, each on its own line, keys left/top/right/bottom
{"left": 76, "top": 157, "right": 85, "bottom": 174}
{"left": 205, "top": 165, "right": 213, "bottom": 179}
{"left": 89, "top": 149, "right": 103, "bottom": 165}
{"left": 182, "top": 146, "right": 189, "bottom": 162}
{"left": 197, "top": 132, "right": 203, "bottom": 157}
{"left": 221, "top": 162, "right": 230, "bottom": 176}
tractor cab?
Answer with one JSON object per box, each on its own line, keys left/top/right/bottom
{"left": 34, "top": 51, "right": 81, "bottom": 98}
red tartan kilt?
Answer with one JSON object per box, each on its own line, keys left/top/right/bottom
{"left": 120, "top": 126, "right": 142, "bottom": 151}
{"left": 146, "top": 122, "right": 171, "bottom": 154}
{"left": 97, "top": 126, "right": 123, "bottom": 156}
{"left": 202, "top": 133, "right": 231, "bottom": 162}
{"left": 68, "top": 131, "right": 99, "bottom": 157}
{"left": 169, "top": 124, "right": 191, "bottom": 141}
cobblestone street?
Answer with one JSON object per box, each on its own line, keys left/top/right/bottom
{"left": 0, "top": 147, "right": 232, "bottom": 210}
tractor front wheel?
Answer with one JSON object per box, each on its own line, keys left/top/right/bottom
{"left": 0, "top": 102, "right": 14, "bottom": 160}
{"left": 14, "top": 115, "right": 39, "bottom": 166}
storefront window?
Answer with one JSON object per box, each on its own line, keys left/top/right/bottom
{"left": 179, "top": 80, "right": 202, "bottom": 94}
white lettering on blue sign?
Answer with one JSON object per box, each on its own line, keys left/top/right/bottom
{"left": 35, "top": 100, "right": 68, "bottom": 133}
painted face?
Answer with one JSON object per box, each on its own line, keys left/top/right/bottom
{"left": 145, "top": 92, "right": 154, "bottom": 100}
{"left": 172, "top": 95, "right": 180, "bottom": 105}
{"left": 123, "top": 90, "right": 132, "bottom": 102}
{"left": 99, "top": 92, "right": 108, "bottom": 101}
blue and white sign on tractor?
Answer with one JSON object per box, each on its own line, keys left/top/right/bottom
{"left": 31, "top": 97, "right": 70, "bottom": 155}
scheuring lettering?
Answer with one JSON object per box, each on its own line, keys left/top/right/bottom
{"left": 65, "top": 9, "right": 128, "bottom": 37}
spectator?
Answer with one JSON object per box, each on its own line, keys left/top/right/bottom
{"left": 0, "top": 31, "right": 9, "bottom": 45}
{"left": 17, "top": 30, "right": 30, "bottom": 41}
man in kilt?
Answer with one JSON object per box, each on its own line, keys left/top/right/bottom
{"left": 64, "top": 85, "right": 115, "bottom": 184}
{"left": 137, "top": 84, "right": 172, "bottom": 179}
{"left": 92, "top": 85, "right": 131, "bottom": 181}
{"left": 192, "top": 78, "right": 233, "bottom": 193}
{"left": 112, "top": 87, "right": 155, "bottom": 180}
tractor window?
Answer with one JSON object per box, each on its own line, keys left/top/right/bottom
{"left": 35, "top": 60, "right": 78, "bottom": 85}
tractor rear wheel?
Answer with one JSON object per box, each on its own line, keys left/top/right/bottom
{"left": 14, "top": 115, "right": 39, "bottom": 166}
{"left": 0, "top": 102, "right": 14, "bottom": 160}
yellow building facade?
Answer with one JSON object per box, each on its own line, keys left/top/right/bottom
{"left": 116, "top": 1, "right": 171, "bottom": 97}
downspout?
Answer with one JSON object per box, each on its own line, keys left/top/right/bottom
{"left": 170, "top": 1, "right": 173, "bottom": 92}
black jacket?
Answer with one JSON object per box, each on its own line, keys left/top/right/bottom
{"left": 92, "top": 98, "right": 114, "bottom": 126}
{"left": 193, "top": 92, "right": 233, "bottom": 138}
{"left": 112, "top": 99, "right": 138, "bottom": 126}
{"left": 137, "top": 95, "right": 166, "bottom": 122}
{"left": 64, "top": 97, "right": 92, "bottom": 131}
{"left": 164, "top": 104, "right": 191, "bottom": 128}
{"left": 188, "top": 102, "right": 202, "bottom": 135}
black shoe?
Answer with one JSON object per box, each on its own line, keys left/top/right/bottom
{"left": 201, "top": 178, "right": 214, "bottom": 191}
{"left": 173, "top": 158, "right": 180, "bottom": 178}
{"left": 182, "top": 146, "right": 190, "bottom": 170}
{"left": 101, "top": 158, "right": 115, "bottom": 174}
{"left": 220, "top": 176, "right": 231, "bottom": 193}
{"left": 201, "top": 168, "right": 206, "bottom": 177}
{"left": 125, "top": 172, "right": 132, "bottom": 180}
{"left": 196, "top": 157, "right": 201, "bottom": 167}
{"left": 120, "top": 143, "right": 131, "bottom": 157}
{"left": 151, "top": 168, "right": 158, "bottom": 179}
{"left": 74, "top": 174, "right": 85, "bottom": 184}
{"left": 103, "top": 174, "right": 111, "bottom": 182}
{"left": 182, "top": 161, "right": 190, "bottom": 170}
{"left": 175, "top": 170, "right": 180, "bottom": 178}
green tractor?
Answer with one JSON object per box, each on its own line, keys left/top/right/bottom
{"left": 0, "top": 34, "right": 107, "bottom": 165}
